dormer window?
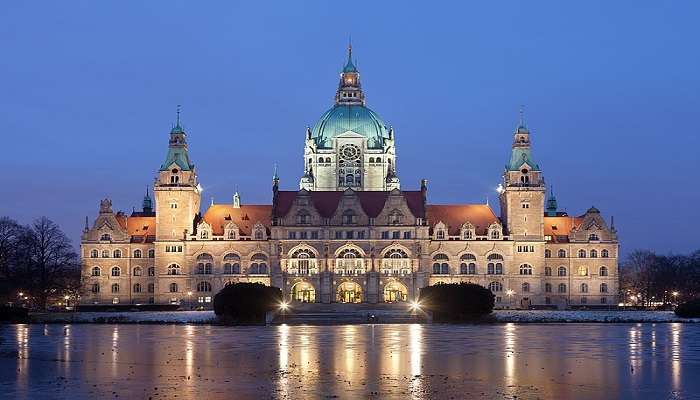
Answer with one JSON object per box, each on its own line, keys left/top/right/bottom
{"left": 200, "top": 230, "right": 208, "bottom": 240}
{"left": 389, "top": 210, "right": 403, "bottom": 225}
{"left": 342, "top": 210, "right": 357, "bottom": 225}
{"left": 436, "top": 230, "right": 445, "bottom": 240}
{"left": 589, "top": 233, "right": 599, "bottom": 241}
{"left": 297, "top": 210, "right": 311, "bottom": 225}
{"left": 100, "top": 233, "right": 111, "bottom": 241}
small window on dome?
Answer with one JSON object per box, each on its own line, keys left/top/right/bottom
{"left": 171, "top": 169, "right": 178, "bottom": 174}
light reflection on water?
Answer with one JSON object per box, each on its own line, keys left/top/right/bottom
{"left": 0, "top": 323, "right": 698, "bottom": 400}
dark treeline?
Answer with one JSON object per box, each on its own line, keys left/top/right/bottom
{"left": 0, "top": 216, "right": 80, "bottom": 309}
{"left": 620, "top": 249, "right": 700, "bottom": 306}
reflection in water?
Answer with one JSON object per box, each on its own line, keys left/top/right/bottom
{"left": 0, "top": 323, "right": 698, "bottom": 399}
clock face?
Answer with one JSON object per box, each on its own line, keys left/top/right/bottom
{"left": 340, "top": 144, "right": 360, "bottom": 161}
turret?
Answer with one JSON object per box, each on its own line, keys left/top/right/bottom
{"left": 498, "top": 108, "right": 546, "bottom": 239}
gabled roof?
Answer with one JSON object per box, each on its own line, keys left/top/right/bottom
{"left": 426, "top": 204, "right": 499, "bottom": 235}
{"left": 274, "top": 190, "right": 425, "bottom": 219}
{"left": 202, "top": 204, "right": 272, "bottom": 236}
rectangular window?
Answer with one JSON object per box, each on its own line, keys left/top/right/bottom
{"left": 403, "top": 231, "right": 411, "bottom": 239}
{"left": 300, "top": 231, "right": 308, "bottom": 239}
{"left": 357, "top": 231, "right": 365, "bottom": 239}
{"left": 392, "top": 231, "right": 400, "bottom": 239}
{"left": 288, "top": 231, "right": 296, "bottom": 239}
{"left": 345, "top": 231, "right": 354, "bottom": 239}
{"left": 335, "top": 231, "right": 342, "bottom": 239}
{"left": 381, "top": 231, "right": 389, "bottom": 239}
{"left": 311, "top": 231, "right": 319, "bottom": 239}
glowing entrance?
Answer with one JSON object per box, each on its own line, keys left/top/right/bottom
{"left": 291, "top": 282, "right": 316, "bottom": 303}
{"left": 336, "top": 282, "right": 362, "bottom": 303}
{"left": 383, "top": 281, "right": 408, "bottom": 303}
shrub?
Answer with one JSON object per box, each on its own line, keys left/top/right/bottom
{"left": 419, "top": 283, "right": 494, "bottom": 322}
{"left": 0, "top": 306, "right": 29, "bottom": 322}
{"left": 213, "top": 282, "right": 283, "bottom": 323}
{"left": 675, "top": 298, "right": 700, "bottom": 318}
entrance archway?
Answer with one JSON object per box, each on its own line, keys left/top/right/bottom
{"left": 291, "top": 281, "right": 316, "bottom": 303}
{"left": 336, "top": 281, "right": 362, "bottom": 303}
{"left": 383, "top": 281, "right": 408, "bottom": 303}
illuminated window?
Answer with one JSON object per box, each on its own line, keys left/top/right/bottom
{"left": 519, "top": 264, "right": 533, "bottom": 275}
{"left": 577, "top": 266, "right": 588, "bottom": 276}
{"left": 111, "top": 283, "right": 120, "bottom": 293}
{"left": 167, "top": 264, "right": 181, "bottom": 275}
{"left": 601, "top": 249, "right": 609, "bottom": 258}
{"left": 169, "top": 283, "right": 178, "bottom": 293}
{"left": 100, "top": 249, "right": 109, "bottom": 258}
{"left": 580, "top": 283, "right": 588, "bottom": 293}
{"left": 90, "top": 249, "right": 99, "bottom": 258}
{"left": 557, "top": 266, "right": 567, "bottom": 276}
{"left": 133, "top": 266, "right": 142, "bottom": 276}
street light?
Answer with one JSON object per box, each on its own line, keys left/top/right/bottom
{"left": 187, "top": 291, "right": 193, "bottom": 310}
{"left": 409, "top": 300, "right": 422, "bottom": 311}
{"left": 505, "top": 289, "right": 515, "bottom": 308}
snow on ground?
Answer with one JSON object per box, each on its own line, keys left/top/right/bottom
{"left": 493, "top": 310, "right": 698, "bottom": 323}
{"left": 26, "top": 309, "right": 699, "bottom": 324}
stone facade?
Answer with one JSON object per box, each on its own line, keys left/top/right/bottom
{"left": 80, "top": 47, "right": 619, "bottom": 309}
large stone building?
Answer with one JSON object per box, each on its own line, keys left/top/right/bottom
{"left": 80, "top": 46, "right": 619, "bottom": 309}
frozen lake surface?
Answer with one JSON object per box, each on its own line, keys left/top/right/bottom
{"left": 0, "top": 323, "right": 698, "bottom": 399}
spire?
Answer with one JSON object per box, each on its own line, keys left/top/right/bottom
{"left": 546, "top": 186, "right": 558, "bottom": 216}
{"left": 517, "top": 104, "right": 528, "bottom": 132}
{"left": 507, "top": 106, "right": 539, "bottom": 172}
{"left": 233, "top": 191, "right": 241, "bottom": 208}
{"left": 160, "top": 105, "right": 193, "bottom": 171}
{"left": 142, "top": 185, "right": 153, "bottom": 213}
{"left": 84, "top": 216, "right": 89, "bottom": 233}
{"left": 272, "top": 163, "right": 280, "bottom": 188}
{"left": 336, "top": 43, "right": 364, "bottom": 105}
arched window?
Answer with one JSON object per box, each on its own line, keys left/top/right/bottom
{"left": 600, "top": 283, "right": 608, "bottom": 293}
{"left": 91, "top": 283, "right": 100, "bottom": 293}
{"left": 545, "top": 249, "right": 551, "bottom": 258}
{"left": 381, "top": 248, "right": 411, "bottom": 275}
{"left": 432, "top": 254, "right": 449, "bottom": 274}
{"left": 169, "top": 283, "right": 178, "bottom": 293}
{"left": 250, "top": 254, "right": 268, "bottom": 274}
{"left": 590, "top": 249, "right": 598, "bottom": 258}
{"left": 486, "top": 254, "right": 504, "bottom": 275}
{"left": 346, "top": 174, "right": 354, "bottom": 186}
{"left": 133, "top": 266, "right": 142, "bottom": 276}
{"left": 167, "top": 264, "right": 181, "bottom": 275}
{"left": 558, "top": 249, "right": 566, "bottom": 258}
{"left": 111, "top": 266, "right": 120, "bottom": 277}
{"left": 545, "top": 283, "right": 552, "bottom": 293}
{"left": 196, "top": 253, "right": 213, "bottom": 275}
{"left": 90, "top": 249, "right": 99, "bottom": 258}
{"left": 113, "top": 249, "right": 122, "bottom": 258}
{"left": 292, "top": 248, "right": 319, "bottom": 275}
{"left": 488, "top": 281, "right": 503, "bottom": 292}
{"left": 111, "top": 283, "right": 120, "bottom": 293}
{"left": 544, "top": 266, "right": 552, "bottom": 276}
{"left": 599, "top": 266, "right": 608, "bottom": 276}
{"left": 490, "top": 230, "right": 501, "bottom": 240}
{"left": 223, "top": 253, "right": 241, "bottom": 274}
{"left": 254, "top": 228, "right": 264, "bottom": 240}
{"left": 558, "top": 283, "right": 567, "bottom": 293}
{"left": 589, "top": 233, "right": 599, "bottom": 241}
{"left": 148, "top": 249, "right": 155, "bottom": 258}
{"left": 147, "top": 266, "right": 155, "bottom": 276}
{"left": 133, "top": 249, "right": 142, "bottom": 258}
{"left": 133, "top": 283, "right": 142, "bottom": 293}
{"left": 601, "top": 249, "right": 609, "bottom": 258}
{"left": 101, "top": 250, "right": 110, "bottom": 258}
{"left": 91, "top": 266, "right": 101, "bottom": 276}
{"left": 197, "top": 281, "right": 212, "bottom": 292}
{"left": 376, "top": 157, "right": 381, "bottom": 163}
{"left": 389, "top": 210, "right": 403, "bottom": 225}
{"left": 522, "top": 282, "right": 530, "bottom": 293}
{"left": 369, "top": 157, "right": 375, "bottom": 163}
{"left": 318, "top": 157, "right": 324, "bottom": 163}
{"left": 519, "top": 264, "right": 533, "bottom": 275}
{"left": 577, "top": 266, "right": 588, "bottom": 276}
{"left": 580, "top": 283, "right": 589, "bottom": 293}
{"left": 557, "top": 266, "right": 567, "bottom": 276}
{"left": 460, "top": 254, "right": 476, "bottom": 275}
{"left": 578, "top": 249, "right": 586, "bottom": 258}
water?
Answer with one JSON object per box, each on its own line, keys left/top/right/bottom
{"left": 0, "top": 323, "right": 698, "bottom": 399}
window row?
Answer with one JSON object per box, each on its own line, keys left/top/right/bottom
{"left": 380, "top": 231, "right": 412, "bottom": 240}
{"left": 91, "top": 281, "right": 215, "bottom": 294}
{"left": 545, "top": 249, "right": 610, "bottom": 258}
{"left": 543, "top": 266, "right": 609, "bottom": 277}
{"left": 486, "top": 282, "right": 610, "bottom": 294}
{"left": 91, "top": 266, "right": 156, "bottom": 277}
{"left": 90, "top": 249, "right": 155, "bottom": 259}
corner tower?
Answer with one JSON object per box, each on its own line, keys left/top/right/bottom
{"left": 498, "top": 112, "right": 545, "bottom": 239}
{"left": 301, "top": 44, "right": 399, "bottom": 191}
{"left": 154, "top": 108, "right": 201, "bottom": 240}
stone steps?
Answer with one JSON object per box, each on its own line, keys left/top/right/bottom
{"left": 271, "top": 302, "right": 429, "bottom": 325}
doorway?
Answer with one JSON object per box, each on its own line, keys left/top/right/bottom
{"left": 337, "top": 282, "right": 362, "bottom": 303}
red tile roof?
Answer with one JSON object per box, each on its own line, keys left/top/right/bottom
{"left": 202, "top": 204, "right": 272, "bottom": 235}
{"left": 544, "top": 216, "right": 584, "bottom": 241}
{"left": 426, "top": 204, "right": 499, "bottom": 235}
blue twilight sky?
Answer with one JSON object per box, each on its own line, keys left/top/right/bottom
{"left": 1, "top": 1, "right": 698, "bottom": 255}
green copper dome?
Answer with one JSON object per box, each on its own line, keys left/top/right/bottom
{"left": 311, "top": 104, "right": 389, "bottom": 149}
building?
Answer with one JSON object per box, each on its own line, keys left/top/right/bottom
{"left": 80, "top": 46, "right": 619, "bottom": 309}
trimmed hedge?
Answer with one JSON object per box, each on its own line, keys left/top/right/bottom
{"left": 0, "top": 306, "right": 29, "bottom": 322}
{"left": 213, "top": 282, "right": 283, "bottom": 323}
{"left": 675, "top": 298, "right": 700, "bottom": 318}
{"left": 419, "top": 283, "right": 494, "bottom": 322}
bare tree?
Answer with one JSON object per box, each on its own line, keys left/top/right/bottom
{"left": 20, "top": 217, "right": 79, "bottom": 309}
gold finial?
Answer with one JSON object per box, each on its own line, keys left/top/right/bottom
{"left": 176, "top": 104, "right": 181, "bottom": 126}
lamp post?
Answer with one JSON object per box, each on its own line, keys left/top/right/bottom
{"left": 505, "top": 289, "right": 515, "bottom": 309}
{"left": 64, "top": 295, "right": 70, "bottom": 310}
{"left": 187, "top": 291, "right": 193, "bottom": 310}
